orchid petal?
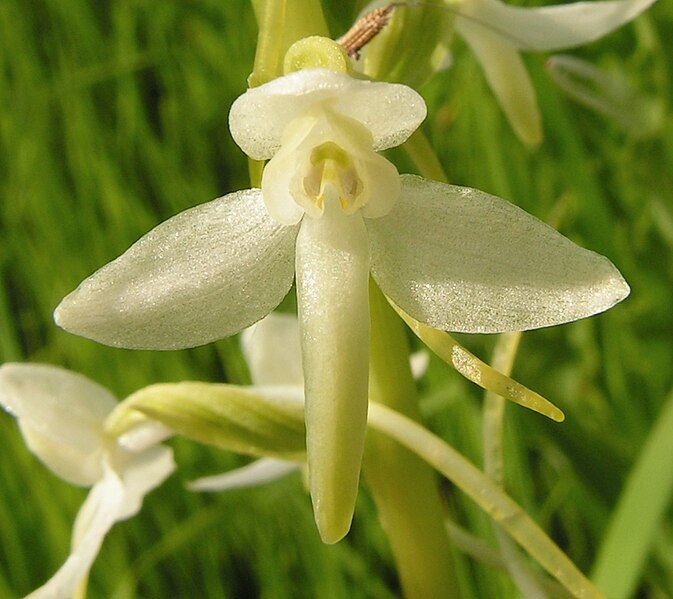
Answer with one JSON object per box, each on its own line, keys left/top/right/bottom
{"left": 242, "top": 312, "right": 426, "bottom": 384}
{"left": 117, "top": 420, "right": 173, "bottom": 452}
{"left": 26, "top": 466, "right": 124, "bottom": 599}
{"left": 295, "top": 205, "right": 370, "bottom": 544}
{"left": 17, "top": 427, "right": 106, "bottom": 488}
{"left": 229, "top": 68, "right": 426, "bottom": 159}
{"left": 260, "top": 138, "right": 308, "bottom": 225}
{"left": 116, "top": 445, "right": 175, "bottom": 520}
{"left": 358, "top": 150, "right": 402, "bottom": 219}
{"left": 458, "top": 0, "right": 656, "bottom": 52}
{"left": 241, "top": 313, "right": 305, "bottom": 387}
{"left": 0, "top": 363, "right": 115, "bottom": 486}
{"left": 188, "top": 457, "right": 300, "bottom": 492}
{"left": 457, "top": 22, "right": 542, "bottom": 145}
{"left": 367, "top": 175, "right": 629, "bottom": 334}
{"left": 55, "top": 189, "right": 299, "bottom": 350}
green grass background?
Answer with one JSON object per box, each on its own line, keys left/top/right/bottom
{"left": 1, "top": 0, "right": 672, "bottom": 597}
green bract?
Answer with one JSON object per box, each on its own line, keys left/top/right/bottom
{"left": 55, "top": 67, "right": 629, "bottom": 544}
{"left": 119, "top": 382, "right": 306, "bottom": 460}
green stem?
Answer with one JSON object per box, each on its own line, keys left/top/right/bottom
{"left": 361, "top": 0, "right": 455, "bottom": 88}
{"left": 249, "top": 0, "right": 288, "bottom": 87}
{"left": 248, "top": 157, "right": 265, "bottom": 188}
{"left": 484, "top": 332, "right": 522, "bottom": 485}
{"left": 362, "top": 280, "right": 460, "bottom": 599}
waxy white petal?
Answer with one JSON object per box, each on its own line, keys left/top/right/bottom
{"left": 260, "top": 140, "right": 308, "bottom": 225}
{"left": 117, "top": 420, "right": 173, "bottom": 452}
{"left": 18, "top": 427, "right": 106, "bottom": 488}
{"left": 55, "top": 190, "right": 299, "bottom": 350}
{"left": 367, "top": 175, "right": 630, "bottom": 333}
{"left": 116, "top": 445, "right": 175, "bottom": 520}
{"left": 229, "top": 68, "right": 426, "bottom": 159}
{"left": 0, "top": 363, "right": 115, "bottom": 486}
{"left": 0, "top": 363, "right": 173, "bottom": 598}
{"left": 188, "top": 457, "right": 300, "bottom": 492}
{"left": 356, "top": 148, "right": 402, "bottom": 220}
{"left": 26, "top": 466, "right": 124, "bottom": 599}
{"left": 241, "top": 313, "right": 305, "bottom": 387}
{"left": 295, "top": 204, "right": 371, "bottom": 544}
{"left": 458, "top": 0, "right": 657, "bottom": 52}
{"left": 456, "top": 22, "right": 542, "bottom": 145}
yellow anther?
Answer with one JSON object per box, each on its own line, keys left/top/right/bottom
{"left": 303, "top": 142, "right": 364, "bottom": 214}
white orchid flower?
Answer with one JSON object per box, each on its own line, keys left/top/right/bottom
{"left": 55, "top": 67, "right": 628, "bottom": 542}
{"left": 0, "top": 363, "right": 174, "bottom": 599}
{"left": 453, "top": 0, "right": 657, "bottom": 143}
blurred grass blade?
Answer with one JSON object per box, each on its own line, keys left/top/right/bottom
{"left": 484, "top": 332, "right": 549, "bottom": 599}
{"left": 546, "top": 54, "right": 664, "bottom": 138}
{"left": 591, "top": 388, "right": 673, "bottom": 599}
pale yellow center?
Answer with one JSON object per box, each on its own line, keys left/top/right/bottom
{"left": 302, "top": 141, "right": 364, "bottom": 214}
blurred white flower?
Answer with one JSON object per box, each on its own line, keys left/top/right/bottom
{"left": 455, "top": 0, "right": 657, "bottom": 143}
{"left": 359, "top": 0, "right": 656, "bottom": 143}
{"left": 55, "top": 67, "right": 628, "bottom": 543}
{"left": 0, "top": 363, "right": 174, "bottom": 599}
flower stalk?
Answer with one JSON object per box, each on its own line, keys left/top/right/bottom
{"left": 363, "top": 280, "right": 460, "bottom": 599}
{"left": 359, "top": 0, "right": 456, "bottom": 87}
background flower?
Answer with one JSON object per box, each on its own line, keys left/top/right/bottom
{"left": 0, "top": 364, "right": 174, "bottom": 599}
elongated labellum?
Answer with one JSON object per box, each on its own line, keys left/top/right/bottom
{"left": 296, "top": 202, "right": 371, "bottom": 544}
